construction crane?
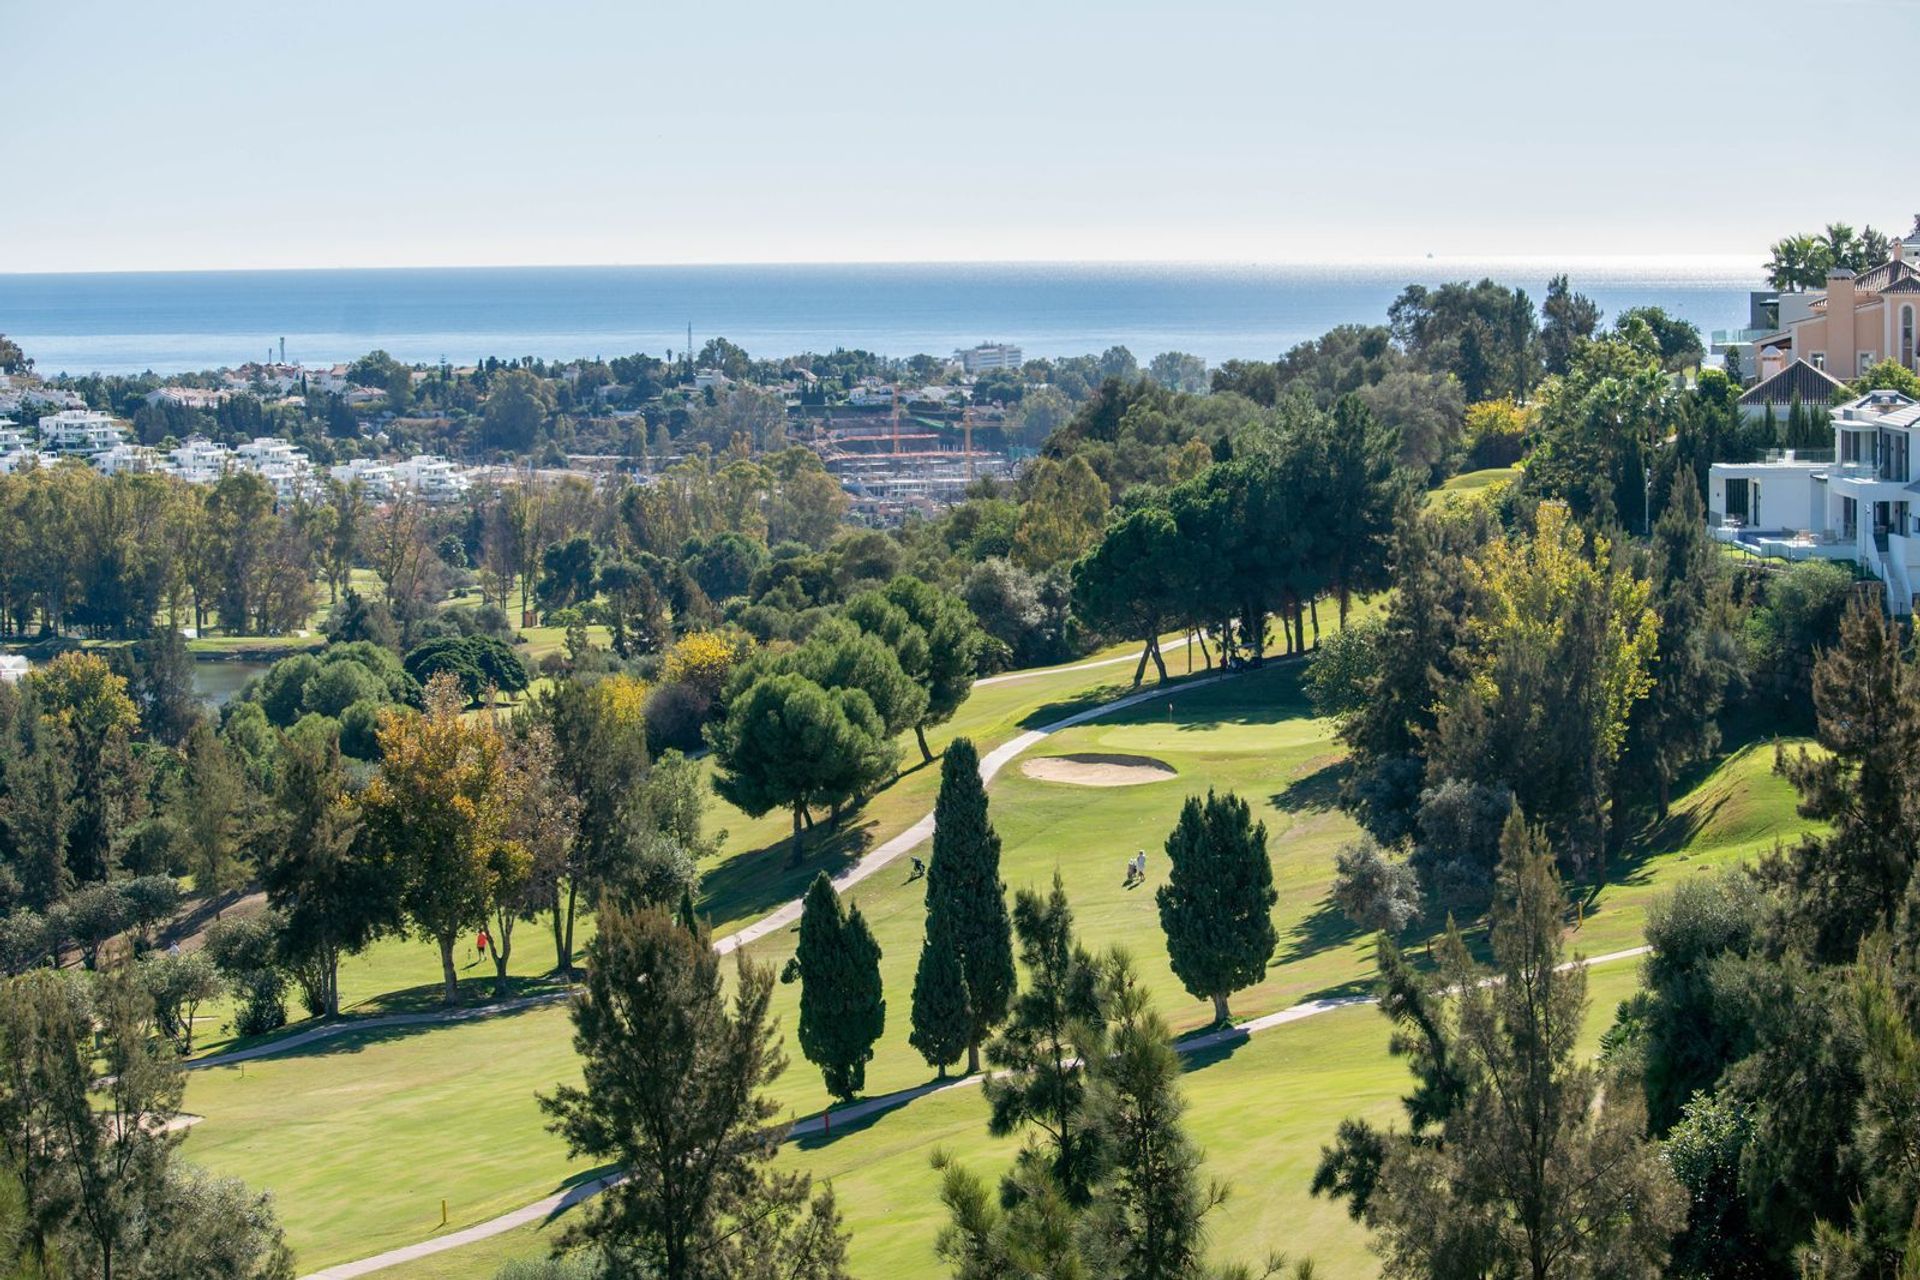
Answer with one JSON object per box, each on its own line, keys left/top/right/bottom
{"left": 963, "top": 403, "right": 976, "bottom": 483}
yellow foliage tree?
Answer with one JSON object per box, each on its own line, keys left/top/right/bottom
{"left": 663, "top": 630, "right": 744, "bottom": 704}
{"left": 361, "top": 674, "right": 527, "bottom": 1004}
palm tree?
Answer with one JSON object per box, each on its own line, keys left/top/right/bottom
{"left": 1766, "top": 234, "right": 1828, "bottom": 292}
{"left": 1861, "top": 225, "right": 1893, "bottom": 268}
{"left": 1822, "top": 223, "right": 1862, "bottom": 274}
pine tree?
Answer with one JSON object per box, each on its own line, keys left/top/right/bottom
{"left": 910, "top": 899, "right": 972, "bottom": 1077}
{"left": 1627, "top": 474, "right": 1734, "bottom": 818}
{"left": 539, "top": 902, "right": 851, "bottom": 1279}
{"left": 1079, "top": 952, "right": 1220, "bottom": 1280}
{"left": 923, "top": 737, "right": 1015, "bottom": 1073}
{"left": 1367, "top": 813, "right": 1685, "bottom": 1280}
{"left": 1155, "top": 790, "right": 1278, "bottom": 1025}
{"left": 1778, "top": 590, "right": 1920, "bottom": 962}
{"left": 984, "top": 872, "right": 1107, "bottom": 1206}
{"left": 793, "top": 873, "right": 885, "bottom": 1102}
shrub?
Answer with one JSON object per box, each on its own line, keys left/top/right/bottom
{"left": 254, "top": 654, "right": 321, "bottom": 727}
{"left": 404, "top": 635, "right": 528, "bottom": 703}
{"left": 338, "top": 699, "right": 388, "bottom": 761}
{"left": 645, "top": 680, "right": 711, "bottom": 754}
{"left": 662, "top": 630, "right": 744, "bottom": 703}
{"left": 1411, "top": 778, "right": 1515, "bottom": 910}
{"left": 204, "top": 912, "right": 288, "bottom": 1037}
{"left": 1330, "top": 836, "right": 1422, "bottom": 935}
{"left": 302, "top": 660, "right": 384, "bottom": 718}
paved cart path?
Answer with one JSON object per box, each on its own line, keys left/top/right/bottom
{"left": 193, "top": 666, "right": 1234, "bottom": 1072}
{"left": 302, "top": 944, "right": 1652, "bottom": 1278}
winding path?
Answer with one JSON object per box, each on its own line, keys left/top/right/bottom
{"left": 301, "top": 943, "right": 1652, "bottom": 1279}
{"left": 194, "top": 664, "right": 1231, "bottom": 1073}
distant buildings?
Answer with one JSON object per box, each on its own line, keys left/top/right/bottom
{"left": 1709, "top": 388, "right": 1920, "bottom": 614}
{"left": 391, "top": 454, "right": 469, "bottom": 501}
{"left": 1750, "top": 221, "right": 1920, "bottom": 382}
{"left": 143, "top": 386, "right": 231, "bottom": 411}
{"left": 37, "top": 410, "right": 127, "bottom": 457}
{"left": 954, "top": 343, "right": 1023, "bottom": 374}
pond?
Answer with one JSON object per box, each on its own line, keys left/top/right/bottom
{"left": 190, "top": 660, "right": 274, "bottom": 707}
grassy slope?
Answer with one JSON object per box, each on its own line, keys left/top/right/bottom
{"left": 372, "top": 959, "right": 1647, "bottom": 1280}
{"left": 181, "top": 649, "right": 1813, "bottom": 1273}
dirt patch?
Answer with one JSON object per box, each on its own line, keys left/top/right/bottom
{"left": 1020, "top": 753, "right": 1177, "bottom": 787}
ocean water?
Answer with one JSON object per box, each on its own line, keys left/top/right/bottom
{"left": 0, "top": 261, "right": 1763, "bottom": 377}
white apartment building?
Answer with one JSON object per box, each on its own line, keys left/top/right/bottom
{"left": 1711, "top": 389, "right": 1920, "bottom": 613}
{"left": 94, "top": 443, "right": 166, "bottom": 476}
{"left": 330, "top": 457, "right": 397, "bottom": 498}
{"left": 391, "top": 454, "right": 468, "bottom": 501}
{"left": 233, "top": 436, "right": 315, "bottom": 500}
{"left": 954, "top": 343, "right": 1023, "bottom": 374}
{"left": 168, "top": 437, "right": 233, "bottom": 484}
{"left": 0, "top": 422, "right": 28, "bottom": 454}
{"left": 0, "top": 450, "right": 42, "bottom": 475}
{"left": 37, "top": 410, "right": 127, "bottom": 457}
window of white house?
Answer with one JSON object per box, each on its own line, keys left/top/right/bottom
{"left": 1812, "top": 352, "right": 1827, "bottom": 370}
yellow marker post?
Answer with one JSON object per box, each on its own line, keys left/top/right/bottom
{"left": 441, "top": 1199, "right": 448, "bottom": 1227}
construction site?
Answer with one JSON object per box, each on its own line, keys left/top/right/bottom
{"left": 802, "top": 394, "right": 1017, "bottom": 523}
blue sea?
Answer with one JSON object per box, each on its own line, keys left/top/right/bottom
{"left": 0, "top": 261, "right": 1763, "bottom": 377}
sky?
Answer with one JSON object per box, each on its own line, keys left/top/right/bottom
{"left": 4, "top": 0, "right": 1915, "bottom": 273}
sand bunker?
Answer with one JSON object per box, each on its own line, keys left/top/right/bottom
{"left": 1020, "top": 752, "right": 1177, "bottom": 787}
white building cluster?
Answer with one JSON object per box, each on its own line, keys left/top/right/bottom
{"left": 1711, "top": 389, "right": 1920, "bottom": 615}
{"left": 329, "top": 454, "right": 471, "bottom": 502}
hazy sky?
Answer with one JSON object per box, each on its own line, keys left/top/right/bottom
{"left": 5, "top": 0, "right": 1913, "bottom": 273}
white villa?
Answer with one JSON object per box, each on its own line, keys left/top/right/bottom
{"left": 1711, "top": 388, "right": 1920, "bottom": 613}
{"left": 94, "top": 443, "right": 166, "bottom": 476}
{"left": 391, "top": 454, "right": 469, "bottom": 501}
{"left": 37, "top": 410, "right": 127, "bottom": 457}
{"left": 331, "top": 457, "right": 397, "bottom": 498}
{"left": 169, "top": 436, "right": 233, "bottom": 484}
{"left": 234, "top": 436, "right": 316, "bottom": 500}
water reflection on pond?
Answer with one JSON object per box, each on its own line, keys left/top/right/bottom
{"left": 189, "top": 660, "right": 273, "bottom": 706}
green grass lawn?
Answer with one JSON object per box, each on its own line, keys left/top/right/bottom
{"left": 368, "top": 957, "right": 1647, "bottom": 1280}
{"left": 1428, "top": 466, "right": 1521, "bottom": 507}
{"left": 180, "top": 636, "right": 1812, "bottom": 1274}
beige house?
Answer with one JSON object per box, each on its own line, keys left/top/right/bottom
{"left": 1755, "top": 221, "right": 1920, "bottom": 381}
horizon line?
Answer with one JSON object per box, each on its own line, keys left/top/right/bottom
{"left": 0, "top": 252, "right": 1769, "bottom": 281}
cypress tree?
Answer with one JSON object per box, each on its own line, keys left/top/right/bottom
{"left": 909, "top": 900, "right": 972, "bottom": 1077}
{"left": 793, "top": 873, "right": 886, "bottom": 1101}
{"left": 922, "top": 736, "right": 1015, "bottom": 1073}
{"left": 1155, "top": 790, "right": 1278, "bottom": 1025}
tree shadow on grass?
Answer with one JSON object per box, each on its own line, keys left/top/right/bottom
{"left": 697, "top": 818, "right": 876, "bottom": 935}
{"left": 1279, "top": 893, "right": 1364, "bottom": 965}
{"left": 196, "top": 995, "right": 568, "bottom": 1068}
{"left": 1015, "top": 682, "right": 1134, "bottom": 731}
{"left": 790, "top": 1076, "right": 972, "bottom": 1151}
{"left": 1270, "top": 758, "right": 1350, "bottom": 815}
{"left": 1173, "top": 1025, "right": 1250, "bottom": 1073}
{"left": 537, "top": 1162, "right": 623, "bottom": 1226}
{"left": 356, "top": 973, "right": 572, "bottom": 1017}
